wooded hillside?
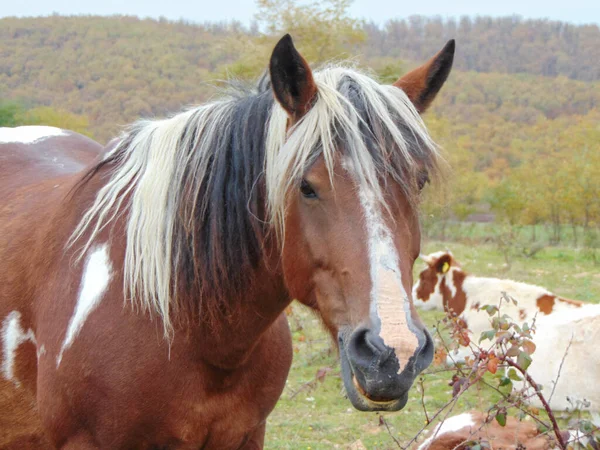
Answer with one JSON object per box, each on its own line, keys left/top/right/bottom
{"left": 1, "top": 6, "right": 598, "bottom": 251}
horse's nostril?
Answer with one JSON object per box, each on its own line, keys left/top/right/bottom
{"left": 346, "top": 327, "right": 399, "bottom": 376}
{"left": 347, "top": 328, "right": 390, "bottom": 363}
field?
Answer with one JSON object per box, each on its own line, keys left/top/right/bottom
{"left": 264, "top": 240, "right": 600, "bottom": 449}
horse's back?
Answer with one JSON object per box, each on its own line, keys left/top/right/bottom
{"left": 0, "top": 126, "right": 103, "bottom": 194}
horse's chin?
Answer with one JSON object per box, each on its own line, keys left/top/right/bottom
{"left": 339, "top": 349, "right": 409, "bottom": 412}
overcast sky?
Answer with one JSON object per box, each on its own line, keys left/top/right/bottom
{"left": 1, "top": 0, "right": 599, "bottom": 26}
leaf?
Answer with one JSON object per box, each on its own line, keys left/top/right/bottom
{"left": 451, "top": 377, "right": 468, "bottom": 398}
{"left": 458, "top": 331, "right": 471, "bottom": 347}
{"left": 480, "top": 305, "right": 499, "bottom": 316}
{"left": 499, "top": 376, "right": 512, "bottom": 387}
{"left": 487, "top": 357, "right": 499, "bottom": 374}
{"left": 479, "top": 330, "right": 496, "bottom": 343}
{"left": 434, "top": 347, "right": 448, "bottom": 366}
{"left": 495, "top": 330, "right": 511, "bottom": 344}
{"left": 315, "top": 367, "right": 332, "bottom": 383}
{"left": 495, "top": 411, "right": 507, "bottom": 427}
{"left": 522, "top": 339, "right": 536, "bottom": 355}
{"left": 517, "top": 351, "right": 533, "bottom": 371}
{"left": 505, "top": 345, "right": 521, "bottom": 357}
{"left": 508, "top": 368, "right": 522, "bottom": 381}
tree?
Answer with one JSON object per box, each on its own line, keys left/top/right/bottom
{"left": 0, "top": 101, "right": 26, "bottom": 127}
{"left": 219, "top": 0, "right": 366, "bottom": 80}
{"left": 20, "top": 106, "right": 92, "bottom": 137}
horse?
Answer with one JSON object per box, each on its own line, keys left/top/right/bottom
{"left": 0, "top": 35, "right": 454, "bottom": 448}
{"left": 414, "top": 411, "right": 597, "bottom": 450}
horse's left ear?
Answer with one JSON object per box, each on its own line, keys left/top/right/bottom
{"left": 394, "top": 40, "right": 455, "bottom": 113}
{"left": 269, "top": 34, "right": 318, "bottom": 121}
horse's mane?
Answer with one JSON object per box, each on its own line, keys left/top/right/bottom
{"left": 69, "top": 64, "right": 440, "bottom": 336}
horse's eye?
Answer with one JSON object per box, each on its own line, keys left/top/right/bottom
{"left": 417, "top": 172, "right": 430, "bottom": 191}
{"left": 300, "top": 179, "right": 317, "bottom": 199}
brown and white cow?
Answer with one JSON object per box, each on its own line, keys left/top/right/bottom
{"left": 415, "top": 411, "right": 597, "bottom": 450}
{"left": 413, "top": 251, "right": 600, "bottom": 411}
{"left": 413, "top": 251, "right": 584, "bottom": 340}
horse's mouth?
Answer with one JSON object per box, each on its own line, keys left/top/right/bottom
{"left": 339, "top": 349, "right": 409, "bottom": 412}
{"left": 351, "top": 375, "right": 399, "bottom": 405}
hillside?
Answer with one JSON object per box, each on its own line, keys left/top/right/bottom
{"left": 1, "top": 15, "right": 599, "bottom": 141}
{"left": 364, "top": 16, "right": 600, "bottom": 81}
{"left": 1, "top": 14, "right": 598, "bottom": 246}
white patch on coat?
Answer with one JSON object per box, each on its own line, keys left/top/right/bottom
{"left": 0, "top": 126, "right": 67, "bottom": 144}
{"left": 1, "top": 311, "right": 37, "bottom": 387}
{"left": 446, "top": 270, "right": 458, "bottom": 299}
{"left": 57, "top": 244, "right": 112, "bottom": 367}
{"left": 357, "top": 183, "right": 418, "bottom": 372}
{"left": 517, "top": 304, "right": 600, "bottom": 411}
{"left": 417, "top": 413, "right": 475, "bottom": 450}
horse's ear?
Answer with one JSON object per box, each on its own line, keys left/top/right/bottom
{"left": 393, "top": 39, "right": 455, "bottom": 113}
{"left": 269, "top": 34, "right": 317, "bottom": 121}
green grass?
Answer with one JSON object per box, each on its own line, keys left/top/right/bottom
{"left": 424, "top": 222, "right": 600, "bottom": 253}
{"left": 264, "top": 241, "right": 599, "bottom": 449}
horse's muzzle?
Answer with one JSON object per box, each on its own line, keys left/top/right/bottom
{"left": 338, "top": 325, "right": 433, "bottom": 411}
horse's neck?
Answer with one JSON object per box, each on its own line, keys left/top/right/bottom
{"left": 74, "top": 170, "right": 289, "bottom": 370}
{"left": 186, "top": 249, "right": 289, "bottom": 369}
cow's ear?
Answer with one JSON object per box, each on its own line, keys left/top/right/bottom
{"left": 435, "top": 253, "right": 453, "bottom": 275}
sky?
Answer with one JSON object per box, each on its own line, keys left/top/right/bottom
{"left": 1, "top": 0, "right": 599, "bottom": 26}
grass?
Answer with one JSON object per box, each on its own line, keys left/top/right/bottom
{"left": 424, "top": 221, "right": 600, "bottom": 251}
{"left": 264, "top": 240, "right": 600, "bottom": 449}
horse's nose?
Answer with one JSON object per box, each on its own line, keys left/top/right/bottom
{"left": 345, "top": 326, "right": 433, "bottom": 401}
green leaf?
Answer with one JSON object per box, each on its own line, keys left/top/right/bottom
{"left": 495, "top": 411, "right": 507, "bottom": 427}
{"left": 481, "top": 305, "right": 499, "bottom": 316}
{"left": 499, "top": 376, "right": 512, "bottom": 387}
{"left": 517, "top": 351, "right": 532, "bottom": 371}
{"left": 479, "top": 330, "right": 496, "bottom": 343}
{"left": 508, "top": 368, "right": 522, "bottom": 381}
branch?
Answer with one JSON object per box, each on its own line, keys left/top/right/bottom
{"left": 419, "top": 376, "right": 431, "bottom": 424}
{"left": 400, "top": 363, "right": 484, "bottom": 450}
{"left": 501, "top": 357, "right": 566, "bottom": 449}
{"left": 478, "top": 378, "right": 550, "bottom": 431}
{"left": 380, "top": 415, "right": 403, "bottom": 448}
{"left": 548, "top": 333, "right": 574, "bottom": 404}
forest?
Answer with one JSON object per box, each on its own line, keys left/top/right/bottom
{"left": 1, "top": 0, "right": 599, "bottom": 255}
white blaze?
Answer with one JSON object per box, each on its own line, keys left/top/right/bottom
{"left": 359, "top": 186, "right": 419, "bottom": 372}
{"left": 1, "top": 311, "right": 37, "bottom": 387}
{"left": 0, "top": 126, "right": 67, "bottom": 144}
{"left": 57, "top": 244, "right": 112, "bottom": 367}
